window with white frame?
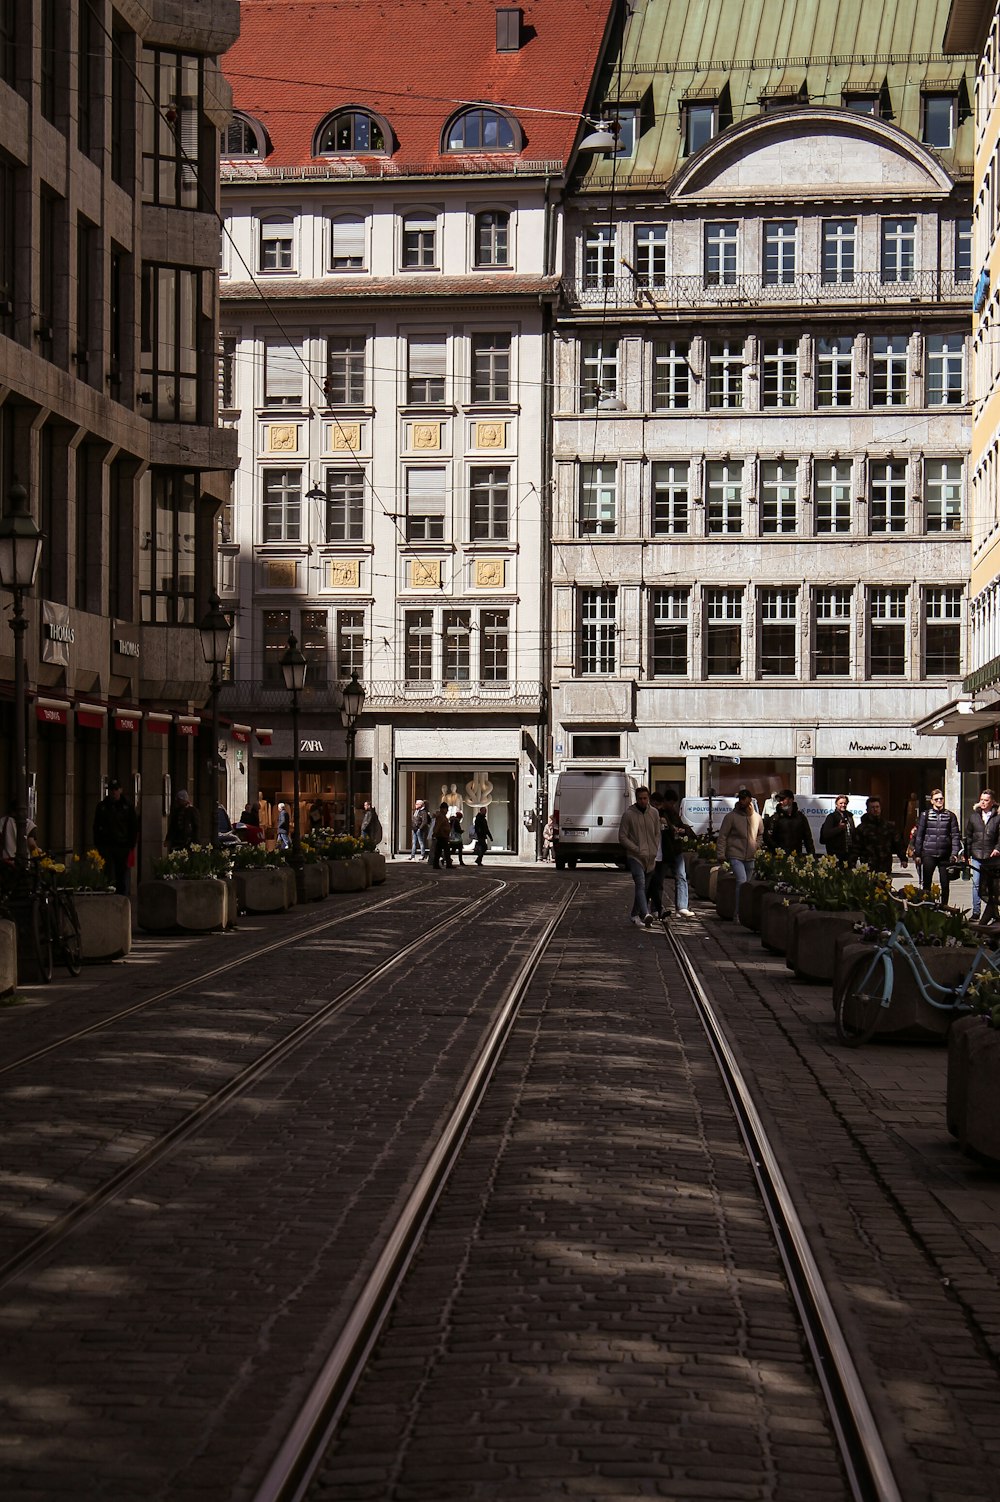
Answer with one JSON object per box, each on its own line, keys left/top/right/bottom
{"left": 760, "top": 461, "right": 797, "bottom": 533}
{"left": 870, "top": 460, "right": 907, "bottom": 532}
{"left": 330, "top": 215, "right": 366, "bottom": 271}
{"left": 871, "top": 335, "right": 909, "bottom": 405}
{"left": 708, "top": 339, "right": 743, "bottom": 407}
{"left": 221, "top": 115, "right": 264, "bottom": 159}
{"left": 635, "top": 224, "right": 668, "bottom": 285}
{"left": 580, "top": 336, "right": 619, "bottom": 410}
{"left": 650, "top": 587, "right": 689, "bottom": 676}
{"left": 652, "top": 461, "right": 688, "bottom": 535}
{"left": 925, "top": 458, "right": 963, "bottom": 531}
{"left": 579, "top": 462, "right": 617, "bottom": 536}
{"left": 326, "top": 335, "right": 366, "bottom": 404}
{"left": 706, "top": 459, "right": 743, "bottom": 533}
{"left": 475, "top": 210, "right": 510, "bottom": 267}
{"left": 402, "top": 209, "right": 437, "bottom": 269}
{"left": 684, "top": 101, "right": 717, "bottom": 155}
{"left": 471, "top": 332, "right": 511, "bottom": 403}
{"left": 405, "top": 467, "right": 446, "bottom": 540}
{"left": 262, "top": 468, "right": 302, "bottom": 542}
{"left": 759, "top": 587, "right": 797, "bottom": 676}
{"left": 324, "top": 468, "right": 365, "bottom": 541}
{"left": 481, "top": 609, "right": 509, "bottom": 680}
{"left": 336, "top": 609, "right": 365, "bottom": 679}
{"left": 926, "top": 333, "right": 965, "bottom": 404}
{"left": 821, "top": 220, "right": 855, "bottom": 284}
{"left": 704, "top": 588, "right": 743, "bottom": 676}
{"left": 263, "top": 340, "right": 302, "bottom": 406}
{"left": 583, "top": 225, "right": 615, "bottom": 289}
{"left": 443, "top": 609, "right": 471, "bottom": 680}
{"left": 259, "top": 216, "right": 294, "bottom": 272}
{"left": 579, "top": 587, "right": 617, "bottom": 675}
{"left": 763, "top": 220, "right": 796, "bottom": 284}
{"left": 470, "top": 465, "right": 509, "bottom": 539}
{"left": 405, "top": 609, "right": 433, "bottom": 680}
{"left": 652, "top": 339, "right": 690, "bottom": 409}
{"left": 318, "top": 110, "right": 387, "bottom": 155}
{"left": 922, "top": 93, "right": 957, "bottom": 148}
{"left": 880, "top": 218, "right": 915, "bottom": 282}
{"left": 956, "top": 217, "right": 972, "bottom": 280}
{"left": 704, "top": 222, "right": 737, "bottom": 285}
{"left": 446, "top": 108, "right": 516, "bottom": 152}
{"left": 761, "top": 339, "right": 798, "bottom": 407}
{"left": 869, "top": 587, "right": 908, "bottom": 676}
{"left": 924, "top": 587, "right": 962, "bottom": 675}
{"left": 812, "top": 587, "right": 852, "bottom": 677}
{"left": 406, "top": 334, "right": 447, "bottom": 403}
{"left": 816, "top": 336, "right": 853, "bottom": 406}
{"left": 814, "top": 459, "right": 852, "bottom": 533}
{"left": 607, "top": 109, "right": 638, "bottom": 158}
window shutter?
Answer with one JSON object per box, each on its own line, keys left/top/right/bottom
{"left": 265, "top": 342, "right": 302, "bottom": 402}
{"left": 332, "top": 216, "right": 365, "bottom": 260}
{"left": 410, "top": 336, "right": 447, "bottom": 380}
{"left": 407, "top": 467, "right": 446, "bottom": 516}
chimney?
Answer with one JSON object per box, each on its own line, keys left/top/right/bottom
{"left": 496, "top": 7, "right": 522, "bottom": 52}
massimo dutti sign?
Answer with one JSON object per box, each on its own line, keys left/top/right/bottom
{"left": 41, "top": 602, "right": 75, "bottom": 666}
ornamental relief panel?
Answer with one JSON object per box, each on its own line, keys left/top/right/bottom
{"left": 265, "top": 423, "right": 300, "bottom": 453}
{"left": 328, "top": 422, "right": 363, "bottom": 453}
{"left": 266, "top": 559, "right": 298, "bottom": 588}
{"left": 475, "top": 558, "right": 505, "bottom": 589}
{"left": 409, "top": 559, "right": 441, "bottom": 589}
{"left": 474, "top": 421, "right": 506, "bottom": 450}
{"left": 327, "top": 559, "right": 361, "bottom": 590}
{"left": 409, "top": 422, "right": 442, "bottom": 451}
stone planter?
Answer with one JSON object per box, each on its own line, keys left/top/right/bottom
{"left": 296, "top": 862, "right": 330, "bottom": 903}
{"left": 73, "top": 892, "right": 132, "bottom": 961}
{"left": 691, "top": 859, "right": 716, "bottom": 901}
{"left": 786, "top": 909, "right": 864, "bottom": 984}
{"left": 738, "top": 879, "right": 774, "bottom": 932}
{"left": 235, "top": 866, "right": 296, "bottom": 914}
{"left": 362, "top": 850, "right": 387, "bottom": 885}
{"left": 715, "top": 870, "right": 738, "bottom": 920}
{"left": 328, "top": 859, "right": 367, "bottom": 893}
{"left": 138, "top": 877, "right": 229, "bottom": 933}
{"left": 759, "top": 893, "right": 808, "bottom": 955}
{"left": 836, "top": 941, "right": 976, "bottom": 1043}
{"left": 947, "top": 1015, "right": 1000, "bottom": 1160}
{"left": 0, "top": 918, "right": 16, "bottom": 995}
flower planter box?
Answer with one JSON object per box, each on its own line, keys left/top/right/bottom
{"left": 715, "top": 870, "right": 738, "bottom": 920}
{"left": 296, "top": 862, "right": 330, "bottom": 903}
{"left": 691, "top": 860, "right": 718, "bottom": 901}
{"left": 759, "top": 893, "right": 808, "bottom": 955}
{"left": 362, "top": 851, "right": 387, "bottom": 885}
{"left": 74, "top": 893, "right": 132, "bottom": 962}
{"left": 235, "top": 867, "right": 297, "bottom": 914}
{"left": 738, "top": 879, "right": 774, "bottom": 932}
{"left": 947, "top": 1015, "right": 1000, "bottom": 1161}
{"left": 835, "top": 942, "right": 975, "bottom": 1043}
{"left": 786, "top": 909, "right": 864, "bottom": 984}
{"left": 0, "top": 918, "right": 15, "bottom": 995}
{"left": 138, "top": 877, "right": 229, "bottom": 933}
{"left": 328, "top": 859, "right": 368, "bottom": 893}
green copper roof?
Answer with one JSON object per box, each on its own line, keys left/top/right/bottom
{"left": 583, "top": 0, "right": 976, "bottom": 188}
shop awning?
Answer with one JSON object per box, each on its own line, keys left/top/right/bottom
{"left": 114, "top": 710, "right": 142, "bottom": 733}
{"left": 231, "top": 723, "right": 251, "bottom": 743}
{"left": 35, "top": 697, "right": 70, "bottom": 726}
{"left": 77, "top": 702, "right": 108, "bottom": 729}
{"left": 255, "top": 727, "right": 273, "bottom": 747}
{"left": 146, "top": 713, "right": 172, "bottom": 735}
{"left": 176, "top": 716, "right": 200, "bottom": 737}
{"left": 913, "top": 696, "right": 1000, "bottom": 736}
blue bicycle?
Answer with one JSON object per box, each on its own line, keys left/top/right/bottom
{"left": 835, "top": 921, "right": 1000, "bottom": 1047}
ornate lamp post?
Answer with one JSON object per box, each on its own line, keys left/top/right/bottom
{"left": 198, "top": 589, "right": 232, "bottom": 849}
{"left": 341, "top": 671, "right": 366, "bottom": 838}
{"left": 0, "top": 483, "right": 43, "bottom": 871}
{"left": 280, "top": 633, "right": 307, "bottom": 865}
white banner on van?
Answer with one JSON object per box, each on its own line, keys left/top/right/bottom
{"left": 681, "top": 794, "right": 869, "bottom": 845}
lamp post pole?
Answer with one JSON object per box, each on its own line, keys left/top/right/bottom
{"left": 280, "top": 634, "right": 308, "bottom": 868}
{"left": 198, "top": 590, "right": 232, "bottom": 850}
{"left": 0, "top": 483, "right": 43, "bottom": 872}
{"left": 340, "top": 671, "right": 366, "bottom": 839}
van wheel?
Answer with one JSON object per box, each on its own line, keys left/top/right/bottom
{"left": 554, "top": 855, "right": 566, "bottom": 871}
{"left": 567, "top": 858, "right": 578, "bottom": 869}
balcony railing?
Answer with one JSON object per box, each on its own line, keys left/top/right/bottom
{"left": 565, "top": 269, "right": 972, "bottom": 312}
{"left": 218, "top": 679, "right": 543, "bottom": 713}
{"left": 218, "top": 680, "right": 344, "bottom": 712}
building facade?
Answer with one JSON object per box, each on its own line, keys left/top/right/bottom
{"left": 0, "top": 0, "right": 239, "bottom": 869}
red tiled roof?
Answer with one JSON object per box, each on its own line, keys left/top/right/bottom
{"left": 223, "top": 0, "right": 614, "bottom": 172}
{"left": 221, "top": 273, "right": 561, "bottom": 299}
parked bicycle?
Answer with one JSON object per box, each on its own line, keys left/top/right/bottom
{"left": 835, "top": 920, "right": 1000, "bottom": 1047}
{"left": 0, "top": 860, "right": 82, "bottom": 983}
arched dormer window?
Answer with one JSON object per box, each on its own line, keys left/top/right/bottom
{"left": 316, "top": 109, "right": 390, "bottom": 155}
{"left": 221, "top": 113, "right": 267, "bottom": 159}
{"left": 444, "top": 107, "right": 520, "bottom": 153}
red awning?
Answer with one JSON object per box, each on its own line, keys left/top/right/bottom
{"left": 145, "top": 713, "right": 172, "bottom": 735}
{"left": 77, "top": 702, "right": 108, "bottom": 730}
{"left": 35, "top": 697, "right": 70, "bottom": 726}
{"left": 231, "top": 723, "right": 251, "bottom": 743}
{"left": 114, "top": 710, "right": 142, "bottom": 733}
{"left": 176, "top": 716, "right": 200, "bottom": 737}
{"left": 255, "top": 727, "right": 273, "bottom": 747}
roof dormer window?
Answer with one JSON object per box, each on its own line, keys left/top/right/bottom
{"left": 221, "top": 113, "right": 266, "bottom": 159}
{"left": 444, "top": 107, "right": 520, "bottom": 152}
{"left": 317, "top": 110, "right": 389, "bottom": 155}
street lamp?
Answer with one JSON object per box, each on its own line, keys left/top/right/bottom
{"left": 198, "top": 589, "right": 232, "bottom": 849}
{"left": 0, "top": 482, "right": 43, "bottom": 871}
{"left": 340, "top": 670, "right": 365, "bottom": 838}
{"left": 280, "top": 633, "right": 307, "bottom": 865}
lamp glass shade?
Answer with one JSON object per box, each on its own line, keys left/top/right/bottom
{"left": 0, "top": 484, "right": 43, "bottom": 591}
{"left": 198, "top": 591, "right": 232, "bottom": 667}
{"left": 578, "top": 125, "right": 616, "bottom": 152}
{"left": 280, "top": 633, "right": 308, "bottom": 692}
{"left": 342, "top": 672, "right": 366, "bottom": 722}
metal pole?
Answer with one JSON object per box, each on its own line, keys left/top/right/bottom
{"left": 11, "top": 588, "right": 28, "bottom": 870}
{"left": 707, "top": 757, "right": 715, "bottom": 840}
{"left": 209, "top": 669, "right": 220, "bottom": 849}
{"left": 291, "top": 685, "right": 301, "bottom": 862}
{"left": 346, "top": 721, "right": 356, "bottom": 838}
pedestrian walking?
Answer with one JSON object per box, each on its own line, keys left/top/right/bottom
{"left": 308, "top": 798, "right": 324, "bottom": 834}
{"left": 276, "top": 802, "right": 290, "bottom": 849}
{"left": 409, "top": 799, "right": 429, "bottom": 859}
{"left": 716, "top": 788, "right": 762, "bottom": 894}
{"left": 360, "top": 800, "right": 383, "bottom": 847}
{"left": 763, "top": 789, "right": 815, "bottom": 857}
{"left": 618, "top": 785, "right": 661, "bottom": 929}
{"left": 964, "top": 788, "right": 1000, "bottom": 922}
{"left": 93, "top": 779, "right": 139, "bottom": 895}
{"left": 448, "top": 808, "right": 466, "bottom": 865}
{"left": 542, "top": 816, "right": 554, "bottom": 861}
{"left": 820, "top": 795, "right": 856, "bottom": 866}
{"left": 430, "top": 802, "right": 453, "bottom": 869}
{"left": 166, "top": 790, "right": 199, "bottom": 851}
{"left": 912, "top": 787, "right": 961, "bottom": 905}
{"left": 659, "top": 789, "right": 698, "bottom": 916}
{"left": 473, "top": 806, "right": 493, "bottom": 866}
{"left": 854, "top": 797, "right": 903, "bottom": 875}
{"left": 0, "top": 801, "right": 38, "bottom": 863}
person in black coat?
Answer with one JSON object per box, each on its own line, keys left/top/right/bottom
{"left": 820, "top": 796, "right": 856, "bottom": 867}
{"left": 763, "top": 790, "right": 814, "bottom": 857}
{"left": 963, "top": 788, "right": 1000, "bottom": 922}
{"left": 912, "top": 788, "right": 961, "bottom": 905}
{"left": 166, "top": 790, "right": 200, "bottom": 852}
{"left": 93, "top": 779, "right": 139, "bottom": 894}
{"left": 473, "top": 807, "right": 493, "bottom": 866}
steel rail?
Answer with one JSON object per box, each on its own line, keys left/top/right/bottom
{"left": 0, "top": 882, "right": 509, "bottom": 1292}
{"left": 251, "top": 882, "right": 579, "bottom": 1502}
{"left": 664, "top": 925, "right": 902, "bottom": 1502}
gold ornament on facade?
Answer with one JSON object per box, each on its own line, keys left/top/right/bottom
{"left": 475, "top": 558, "right": 504, "bottom": 588}
{"left": 266, "top": 559, "right": 297, "bottom": 588}
{"left": 411, "top": 422, "right": 441, "bottom": 451}
{"left": 475, "top": 421, "right": 505, "bottom": 450}
{"left": 267, "top": 423, "right": 299, "bottom": 453}
{"left": 410, "top": 559, "right": 440, "bottom": 589}
{"left": 329, "top": 423, "right": 361, "bottom": 452}
{"left": 328, "top": 559, "right": 360, "bottom": 589}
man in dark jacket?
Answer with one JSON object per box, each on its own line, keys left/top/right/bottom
{"left": 166, "top": 790, "right": 200, "bottom": 852}
{"left": 93, "top": 779, "right": 138, "bottom": 894}
{"left": 964, "top": 788, "right": 1000, "bottom": 922}
{"left": 820, "top": 795, "right": 856, "bottom": 866}
{"left": 763, "top": 790, "right": 815, "bottom": 857}
{"left": 855, "top": 798, "right": 902, "bottom": 874}
{"left": 912, "top": 788, "right": 961, "bottom": 904}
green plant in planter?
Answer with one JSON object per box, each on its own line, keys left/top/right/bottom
{"left": 153, "top": 843, "right": 232, "bottom": 880}
{"left": 297, "top": 837, "right": 327, "bottom": 865}
{"left": 57, "top": 849, "right": 114, "bottom": 891}
{"left": 693, "top": 839, "right": 719, "bottom": 861}
{"left": 964, "top": 968, "right": 1000, "bottom": 1027}
{"left": 231, "top": 842, "right": 286, "bottom": 870}
{"left": 778, "top": 853, "right": 892, "bottom": 913}
{"left": 860, "top": 880, "right": 975, "bottom": 947}
{"left": 311, "top": 833, "right": 364, "bottom": 861}
{"left": 751, "top": 847, "right": 791, "bottom": 881}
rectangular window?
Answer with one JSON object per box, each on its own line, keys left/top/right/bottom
{"left": 336, "top": 610, "right": 365, "bottom": 679}
{"left": 262, "top": 609, "right": 292, "bottom": 685}
{"left": 326, "top": 335, "right": 366, "bottom": 405}
{"left": 583, "top": 225, "right": 615, "bottom": 289}
{"left": 869, "top": 588, "right": 908, "bottom": 676}
{"left": 871, "top": 335, "right": 909, "bottom": 405}
{"left": 956, "top": 217, "right": 972, "bottom": 281}
{"left": 579, "top": 462, "right": 617, "bottom": 536}
{"left": 813, "top": 587, "right": 852, "bottom": 677}
{"left": 330, "top": 215, "right": 365, "bottom": 271}
{"left": 822, "top": 220, "right": 855, "bottom": 284}
{"left": 704, "top": 222, "right": 737, "bottom": 285}
{"left": 926, "top": 333, "right": 965, "bottom": 404}
{"left": 140, "top": 265, "right": 201, "bottom": 421}
{"left": 870, "top": 460, "right": 906, "bottom": 533}
{"left": 470, "top": 465, "right": 509, "bottom": 539}
{"left": 111, "top": 26, "right": 134, "bottom": 189}
{"left": 139, "top": 470, "right": 197, "bottom": 624}
{"left": 141, "top": 49, "right": 203, "bottom": 209}
{"left": 481, "top": 609, "right": 509, "bottom": 681}
{"left": 109, "top": 246, "right": 129, "bottom": 400}
{"left": 652, "top": 461, "right": 688, "bottom": 535}
{"left": 760, "top": 461, "right": 797, "bottom": 533}
{"left": 579, "top": 587, "right": 617, "bottom": 675}
{"left": 763, "top": 220, "right": 796, "bottom": 284}
{"left": 263, "top": 339, "right": 302, "bottom": 407}
{"left": 443, "top": 610, "right": 471, "bottom": 681}
{"left": 402, "top": 210, "right": 436, "bottom": 268}
{"left": 324, "top": 468, "right": 365, "bottom": 542}
{"left": 580, "top": 336, "right": 618, "bottom": 410}
{"left": 218, "top": 333, "right": 237, "bottom": 410}
{"left": 814, "top": 460, "right": 852, "bottom": 533}
{"left": 652, "top": 339, "right": 690, "bottom": 410}
{"left": 761, "top": 339, "right": 798, "bottom": 407}
{"left": 407, "top": 334, "right": 447, "bottom": 403}
{"left": 405, "top": 610, "right": 433, "bottom": 681}
{"left": 922, "top": 93, "right": 956, "bottom": 148}
{"left": 0, "top": 0, "right": 16, "bottom": 87}
{"left": 924, "top": 587, "right": 962, "bottom": 675}
{"left": 475, "top": 210, "right": 509, "bottom": 267}
{"left": 880, "top": 217, "right": 915, "bottom": 282}
{"left": 650, "top": 588, "right": 688, "bottom": 676}
{"left": 706, "top": 460, "right": 743, "bottom": 533}
{"left": 0, "top": 155, "right": 13, "bottom": 335}
{"left": 77, "top": 0, "right": 102, "bottom": 156}
{"left": 708, "top": 339, "right": 743, "bottom": 407}
{"left": 816, "top": 336, "right": 853, "bottom": 406}
{"left": 704, "top": 588, "right": 743, "bottom": 676}
{"left": 471, "top": 332, "right": 511, "bottom": 403}
{"left": 260, "top": 217, "right": 294, "bottom": 272}
{"left": 40, "top": 0, "right": 58, "bottom": 122}
{"left": 262, "top": 468, "right": 301, "bottom": 542}
{"left": 301, "top": 609, "right": 329, "bottom": 685}
{"left": 75, "top": 218, "right": 98, "bottom": 384}
{"left": 635, "top": 225, "right": 668, "bottom": 285}
{"left": 684, "top": 101, "right": 716, "bottom": 154}
{"left": 925, "top": 458, "right": 963, "bottom": 532}
{"left": 759, "top": 588, "right": 797, "bottom": 676}
{"left": 38, "top": 189, "right": 58, "bottom": 360}
{"left": 405, "top": 467, "right": 446, "bottom": 541}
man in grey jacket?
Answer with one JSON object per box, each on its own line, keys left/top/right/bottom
{"left": 619, "top": 786, "right": 662, "bottom": 929}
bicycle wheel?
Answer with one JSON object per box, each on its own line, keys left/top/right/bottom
{"left": 835, "top": 950, "right": 891, "bottom": 1047}
{"left": 54, "top": 890, "right": 82, "bottom": 977}
{"left": 30, "top": 895, "right": 54, "bottom": 984}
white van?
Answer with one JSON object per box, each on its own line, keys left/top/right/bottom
{"left": 550, "top": 768, "right": 637, "bottom": 869}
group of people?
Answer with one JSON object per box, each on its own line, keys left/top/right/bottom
{"left": 409, "top": 798, "right": 493, "bottom": 869}
{"left": 619, "top": 786, "right": 697, "bottom": 928}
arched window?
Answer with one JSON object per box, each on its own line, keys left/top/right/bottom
{"left": 445, "top": 108, "right": 519, "bottom": 152}
{"left": 317, "top": 110, "right": 388, "bottom": 155}
{"left": 221, "top": 113, "right": 266, "bottom": 158}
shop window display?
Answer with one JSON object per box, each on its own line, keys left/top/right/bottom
{"left": 400, "top": 767, "right": 514, "bottom": 853}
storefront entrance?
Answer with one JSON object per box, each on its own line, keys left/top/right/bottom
{"left": 813, "top": 758, "right": 945, "bottom": 842}
{"left": 255, "top": 759, "right": 371, "bottom": 841}
{"left": 700, "top": 757, "right": 795, "bottom": 802}
{"left": 398, "top": 764, "right": 516, "bottom": 854}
